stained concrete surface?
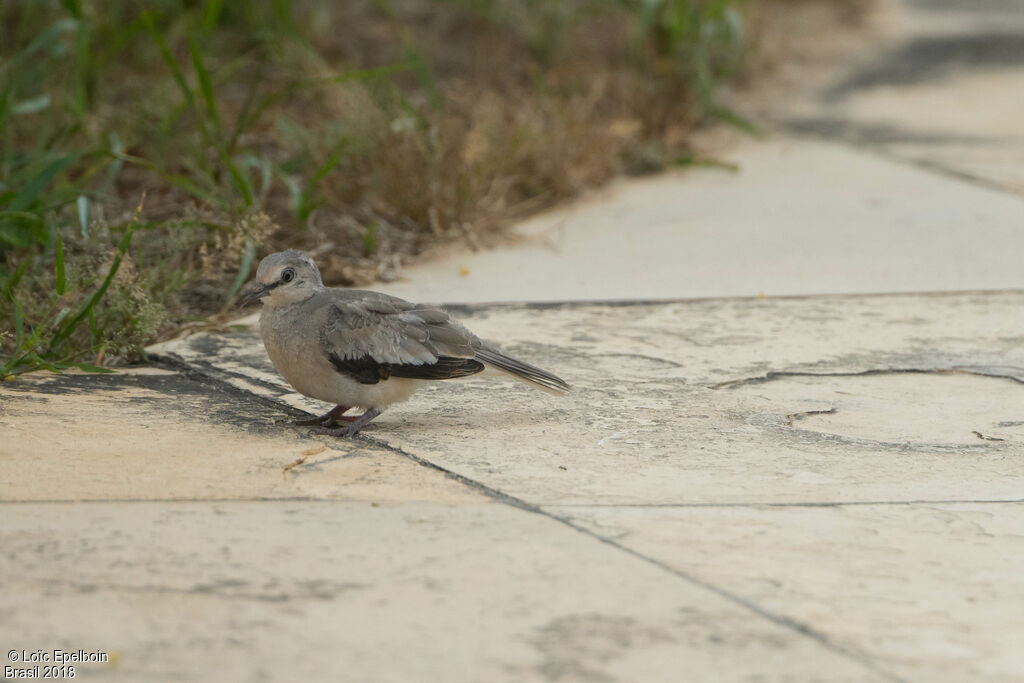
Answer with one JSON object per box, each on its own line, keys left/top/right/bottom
{"left": 5, "top": 0, "right": 1024, "bottom": 680}
{"left": 551, "top": 503, "right": 1024, "bottom": 682}
{"left": 374, "top": 139, "right": 1024, "bottom": 303}
{"left": 7, "top": 290, "right": 1024, "bottom": 681}
{"left": 146, "top": 291, "right": 1024, "bottom": 682}
{"left": 0, "top": 368, "right": 478, "bottom": 503}
{"left": 155, "top": 292, "right": 1024, "bottom": 507}
{"left": 1, "top": 502, "right": 881, "bottom": 683}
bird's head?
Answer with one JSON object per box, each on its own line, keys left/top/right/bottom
{"left": 238, "top": 249, "right": 323, "bottom": 308}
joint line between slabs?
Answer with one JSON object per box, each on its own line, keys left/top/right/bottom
{"left": 551, "top": 498, "right": 1024, "bottom": 508}
{"left": 151, "top": 353, "right": 905, "bottom": 678}
{"left": 368, "top": 437, "right": 906, "bottom": 683}
{"left": 773, "top": 122, "right": 1024, "bottom": 200}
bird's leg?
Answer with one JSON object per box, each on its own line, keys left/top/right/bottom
{"left": 309, "top": 408, "right": 382, "bottom": 438}
{"left": 293, "top": 405, "right": 356, "bottom": 427}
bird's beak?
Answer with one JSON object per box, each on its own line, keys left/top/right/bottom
{"left": 237, "top": 281, "right": 270, "bottom": 308}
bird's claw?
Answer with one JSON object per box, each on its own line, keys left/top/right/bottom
{"left": 305, "top": 407, "right": 381, "bottom": 438}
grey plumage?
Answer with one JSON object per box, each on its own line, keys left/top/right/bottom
{"left": 474, "top": 348, "right": 569, "bottom": 395}
{"left": 239, "top": 250, "right": 569, "bottom": 436}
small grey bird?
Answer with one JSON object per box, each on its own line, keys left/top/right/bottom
{"left": 239, "top": 250, "right": 569, "bottom": 437}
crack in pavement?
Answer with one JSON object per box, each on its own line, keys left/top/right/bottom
{"left": 146, "top": 350, "right": 922, "bottom": 679}
{"left": 972, "top": 430, "right": 1006, "bottom": 442}
{"left": 589, "top": 352, "right": 686, "bottom": 368}
{"left": 785, "top": 407, "right": 837, "bottom": 426}
{"left": 709, "top": 366, "right": 1024, "bottom": 390}
{"left": 402, "top": 288, "right": 1024, "bottom": 314}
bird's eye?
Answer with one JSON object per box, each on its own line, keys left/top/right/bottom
{"left": 281, "top": 268, "right": 295, "bottom": 283}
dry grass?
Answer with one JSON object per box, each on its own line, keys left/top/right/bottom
{"left": 0, "top": 0, "right": 864, "bottom": 374}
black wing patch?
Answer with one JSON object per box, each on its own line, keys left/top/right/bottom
{"left": 328, "top": 353, "right": 484, "bottom": 385}
{"left": 328, "top": 354, "right": 390, "bottom": 384}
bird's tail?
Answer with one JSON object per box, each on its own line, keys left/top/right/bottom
{"left": 476, "top": 347, "right": 570, "bottom": 395}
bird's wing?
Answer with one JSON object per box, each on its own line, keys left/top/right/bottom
{"left": 321, "top": 290, "right": 480, "bottom": 366}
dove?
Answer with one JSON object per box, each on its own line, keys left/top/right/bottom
{"left": 239, "top": 250, "right": 569, "bottom": 436}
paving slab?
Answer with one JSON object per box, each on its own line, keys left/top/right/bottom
{"left": 0, "top": 502, "right": 883, "bottom": 683}
{"left": 548, "top": 502, "right": 1024, "bottom": 683}
{"left": 374, "top": 137, "right": 1024, "bottom": 304}
{"left": 778, "top": 0, "right": 1024, "bottom": 194}
{"left": 6, "top": 2, "right": 1024, "bottom": 679}
{"left": 1, "top": 363, "right": 895, "bottom": 681}
{"left": 0, "top": 368, "right": 477, "bottom": 503}
{"left": 145, "top": 290, "right": 1024, "bottom": 681}
{"left": 152, "top": 292, "right": 1024, "bottom": 506}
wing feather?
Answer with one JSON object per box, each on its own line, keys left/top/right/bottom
{"left": 321, "top": 290, "right": 480, "bottom": 367}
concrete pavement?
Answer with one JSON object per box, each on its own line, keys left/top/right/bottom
{"left": 3, "top": 0, "right": 1024, "bottom": 680}
{"left": 778, "top": 0, "right": 1024, "bottom": 195}
{"left": 374, "top": 138, "right": 1024, "bottom": 303}
{"left": 5, "top": 290, "right": 1022, "bottom": 682}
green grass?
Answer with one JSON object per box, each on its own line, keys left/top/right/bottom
{"left": 1, "top": 0, "right": 758, "bottom": 377}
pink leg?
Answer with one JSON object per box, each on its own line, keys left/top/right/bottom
{"left": 309, "top": 408, "right": 382, "bottom": 437}
{"left": 293, "top": 405, "right": 357, "bottom": 427}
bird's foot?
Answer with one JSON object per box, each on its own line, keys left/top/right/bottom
{"left": 308, "top": 408, "right": 381, "bottom": 438}
{"left": 293, "top": 405, "right": 355, "bottom": 427}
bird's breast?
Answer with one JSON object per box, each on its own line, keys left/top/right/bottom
{"left": 259, "top": 308, "right": 419, "bottom": 408}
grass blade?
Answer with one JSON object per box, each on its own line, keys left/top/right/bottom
{"left": 363, "top": 222, "right": 378, "bottom": 257}
{"left": 201, "top": 0, "right": 224, "bottom": 32}
{"left": 11, "top": 95, "right": 51, "bottom": 115}
{"left": 0, "top": 82, "right": 12, "bottom": 144}
{"left": 13, "top": 299, "right": 24, "bottom": 351}
{"left": 188, "top": 35, "right": 223, "bottom": 135}
{"left": 183, "top": 35, "right": 253, "bottom": 206}
{"left": 0, "top": 212, "right": 48, "bottom": 248}
{"left": 30, "top": 356, "right": 64, "bottom": 373}
{"left": 76, "top": 195, "right": 90, "bottom": 236}
{"left": 217, "top": 147, "right": 255, "bottom": 206}
{"left": 10, "top": 152, "right": 80, "bottom": 212}
{"left": 404, "top": 48, "right": 441, "bottom": 110}
{"left": 142, "top": 11, "right": 196, "bottom": 109}
{"left": 71, "top": 12, "right": 93, "bottom": 116}
{"left": 298, "top": 142, "right": 347, "bottom": 223}
{"left": 59, "top": 0, "right": 83, "bottom": 19}
{"left": 115, "top": 153, "right": 221, "bottom": 205}
{"left": 53, "top": 306, "right": 71, "bottom": 327}
{"left": 46, "top": 198, "right": 141, "bottom": 356}
{"left": 226, "top": 240, "right": 256, "bottom": 305}
{"left": 19, "top": 18, "right": 79, "bottom": 62}
{"left": 55, "top": 233, "right": 66, "bottom": 295}
{"left": 315, "top": 61, "right": 417, "bottom": 85}
{"left": 2, "top": 259, "right": 31, "bottom": 300}
{"left": 100, "top": 131, "right": 125, "bottom": 193}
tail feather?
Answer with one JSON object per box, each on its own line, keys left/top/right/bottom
{"left": 475, "top": 348, "right": 570, "bottom": 394}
